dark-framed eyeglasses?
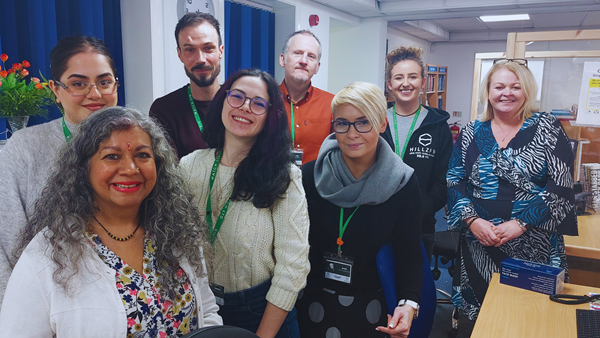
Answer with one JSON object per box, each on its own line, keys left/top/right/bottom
{"left": 54, "top": 78, "right": 119, "bottom": 96}
{"left": 493, "top": 58, "right": 528, "bottom": 67}
{"left": 331, "top": 119, "right": 373, "bottom": 134}
{"left": 226, "top": 90, "right": 271, "bottom": 115}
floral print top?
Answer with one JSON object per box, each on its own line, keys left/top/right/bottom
{"left": 85, "top": 232, "right": 198, "bottom": 338}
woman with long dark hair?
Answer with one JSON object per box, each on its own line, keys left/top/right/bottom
{"left": 0, "top": 107, "right": 221, "bottom": 336}
{"left": 180, "top": 68, "right": 310, "bottom": 338}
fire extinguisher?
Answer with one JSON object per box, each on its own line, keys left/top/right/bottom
{"left": 449, "top": 122, "right": 461, "bottom": 145}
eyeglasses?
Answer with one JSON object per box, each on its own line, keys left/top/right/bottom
{"left": 226, "top": 90, "right": 271, "bottom": 115}
{"left": 331, "top": 119, "right": 373, "bottom": 134}
{"left": 54, "top": 78, "right": 119, "bottom": 96}
{"left": 493, "top": 58, "right": 528, "bottom": 67}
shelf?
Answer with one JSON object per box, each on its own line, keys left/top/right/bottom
{"left": 426, "top": 64, "right": 448, "bottom": 110}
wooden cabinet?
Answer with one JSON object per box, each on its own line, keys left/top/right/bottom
{"left": 426, "top": 64, "right": 447, "bottom": 110}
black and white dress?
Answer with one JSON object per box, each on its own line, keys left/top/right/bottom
{"left": 447, "top": 112, "right": 578, "bottom": 320}
{"left": 297, "top": 158, "right": 423, "bottom": 338}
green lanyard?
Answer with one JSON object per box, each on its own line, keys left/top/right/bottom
{"left": 206, "top": 151, "right": 231, "bottom": 245}
{"left": 392, "top": 105, "right": 421, "bottom": 158}
{"left": 290, "top": 102, "right": 296, "bottom": 146}
{"left": 187, "top": 85, "right": 204, "bottom": 133}
{"left": 62, "top": 117, "right": 72, "bottom": 142}
{"left": 337, "top": 206, "right": 360, "bottom": 256}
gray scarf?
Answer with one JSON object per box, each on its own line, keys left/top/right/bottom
{"left": 313, "top": 134, "right": 414, "bottom": 208}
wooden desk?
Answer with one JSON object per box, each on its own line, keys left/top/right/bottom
{"left": 565, "top": 213, "right": 600, "bottom": 287}
{"left": 472, "top": 273, "right": 600, "bottom": 338}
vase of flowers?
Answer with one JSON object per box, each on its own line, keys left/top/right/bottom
{"left": 0, "top": 53, "right": 54, "bottom": 133}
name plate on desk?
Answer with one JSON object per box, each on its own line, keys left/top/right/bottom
{"left": 500, "top": 258, "right": 565, "bottom": 295}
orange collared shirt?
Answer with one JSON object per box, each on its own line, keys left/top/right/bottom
{"left": 280, "top": 81, "right": 334, "bottom": 164}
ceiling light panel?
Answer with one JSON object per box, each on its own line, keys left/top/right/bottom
{"left": 479, "top": 13, "right": 531, "bottom": 22}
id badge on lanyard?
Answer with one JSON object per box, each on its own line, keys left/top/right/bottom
{"left": 324, "top": 252, "right": 354, "bottom": 284}
{"left": 291, "top": 148, "right": 303, "bottom": 167}
{"left": 290, "top": 102, "right": 304, "bottom": 167}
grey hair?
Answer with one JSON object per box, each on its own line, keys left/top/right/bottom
{"left": 281, "top": 30, "right": 322, "bottom": 61}
{"left": 15, "top": 107, "right": 211, "bottom": 298}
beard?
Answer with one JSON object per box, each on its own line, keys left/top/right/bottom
{"left": 185, "top": 63, "right": 220, "bottom": 87}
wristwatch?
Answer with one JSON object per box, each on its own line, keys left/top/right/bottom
{"left": 516, "top": 218, "right": 527, "bottom": 232}
{"left": 397, "top": 299, "right": 419, "bottom": 319}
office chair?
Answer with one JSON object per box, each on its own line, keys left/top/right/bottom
{"left": 377, "top": 241, "right": 437, "bottom": 338}
{"left": 431, "top": 230, "right": 459, "bottom": 281}
{"left": 182, "top": 325, "right": 259, "bottom": 338}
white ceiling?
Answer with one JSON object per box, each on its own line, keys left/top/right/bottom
{"left": 311, "top": 0, "right": 600, "bottom": 42}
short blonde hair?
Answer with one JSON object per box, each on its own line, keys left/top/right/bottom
{"left": 479, "top": 61, "right": 538, "bottom": 122}
{"left": 331, "top": 82, "right": 387, "bottom": 131}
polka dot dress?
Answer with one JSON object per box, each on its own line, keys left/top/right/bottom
{"left": 297, "top": 287, "right": 389, "bottom": 337}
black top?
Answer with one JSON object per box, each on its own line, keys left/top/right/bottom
{"left": 149, "top": 85, "right": 211, "bottom": 158}
{"left": 381, "top": 106, "right": 453, "bottom": 240}
{"left": 301, "top": 160, "right": 423, "bottom": 303}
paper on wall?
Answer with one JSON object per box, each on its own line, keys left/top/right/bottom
{"left": 576, "top": 62, "right": 600, "bottom": 126}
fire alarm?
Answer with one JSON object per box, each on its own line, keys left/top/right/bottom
{"left": 309, "top": 15, "right": 319, "bottom": 27}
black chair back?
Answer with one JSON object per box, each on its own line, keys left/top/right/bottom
{"left": 182, "top": 325, "right": 259, "bottom": 338}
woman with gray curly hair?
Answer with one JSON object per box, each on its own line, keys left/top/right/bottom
{"left": 0, "top": 107, "right": 222, "bottom": 337}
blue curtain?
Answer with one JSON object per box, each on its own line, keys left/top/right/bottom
{"left": 225, "top": 1, "right": 275, "bottom": 78}
{"left": 0, "top": 0, "right": 124, "bottom": 130}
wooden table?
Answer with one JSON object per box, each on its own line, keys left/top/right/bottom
{"left": 471, "top": 273, "right": 600, "bottom": 338}
{"left": 565, "top": 213, "right": 600, "bottom": 287}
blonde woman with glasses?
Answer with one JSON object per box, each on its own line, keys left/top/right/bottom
{"left": 297, "top": 82, "right": 423, "bottom": 338}
{"left": 446, "top": 59, "right": 578, "bottom": 322}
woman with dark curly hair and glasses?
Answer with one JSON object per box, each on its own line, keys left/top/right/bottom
{"left": 0, "top": 107, "right": 221, "bottom": 337}
{"left": 180, "top": 68, "right": 310, "bottom": 338}
{"left": 0, "top": 36, "right": 120, "bottom": 306}
{"left": 447, "top": 59, "right": 578, "bottom": 322}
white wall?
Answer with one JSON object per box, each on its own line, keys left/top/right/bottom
{"left": 386, "top": 27, "right": 429, "bottom": 59}
{"left": 427, "top": 41, "right": 507, "bottom": 126}
{"left": 273, "top": 2, "right": 295, "bottom": 84}
{"left": 120, "top": 0, "right": 226, "bottom": 114}
{"left": 328, "top": 18, "right": 388, "bottom": 95}
{"left": 120, "top": 0, "right": 155, "bottom": 113}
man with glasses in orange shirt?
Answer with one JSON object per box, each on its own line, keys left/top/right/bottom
{"left": 279, "top": 30, "right": 334, "bottom": 165}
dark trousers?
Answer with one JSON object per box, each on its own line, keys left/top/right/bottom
{"left": 218, "top": 279, "right": 300, "bottom": 338}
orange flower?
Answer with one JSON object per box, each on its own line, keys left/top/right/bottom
{"left": 0, "top": 54, "right": 7, "bottom": 62}
{"left": 12, "top": 63, "right": 22, "bottom": 71}
{"left": 20, "top": 69, "right": 29, "bottom": 77}
{"left": 7, "top": 69, "right": 14, "bottom": 75}
{"left": 31, "top": 77, "right": 40, "bottom": 83}
{"left": 336, "top": 237, "right": 344, "bottom": 246}
{"left": 35, "top": 83, "right": 43, "bottom": 89}
{"left": 0, "top": 70, "right": 6, "bottom": 78}
{"left": 22, "top": 60, "right": 30, "bottom": 68}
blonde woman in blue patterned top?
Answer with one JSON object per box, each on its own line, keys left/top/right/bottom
{"left": 447, "top": 59, "right": 578, "bottom": 322}
{"left": 0, "top": 107, "right": 221, "bottom": 337}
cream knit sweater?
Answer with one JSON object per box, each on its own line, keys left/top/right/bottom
{"left": 180, "top": 149, "right": 310, "bottom": 311}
